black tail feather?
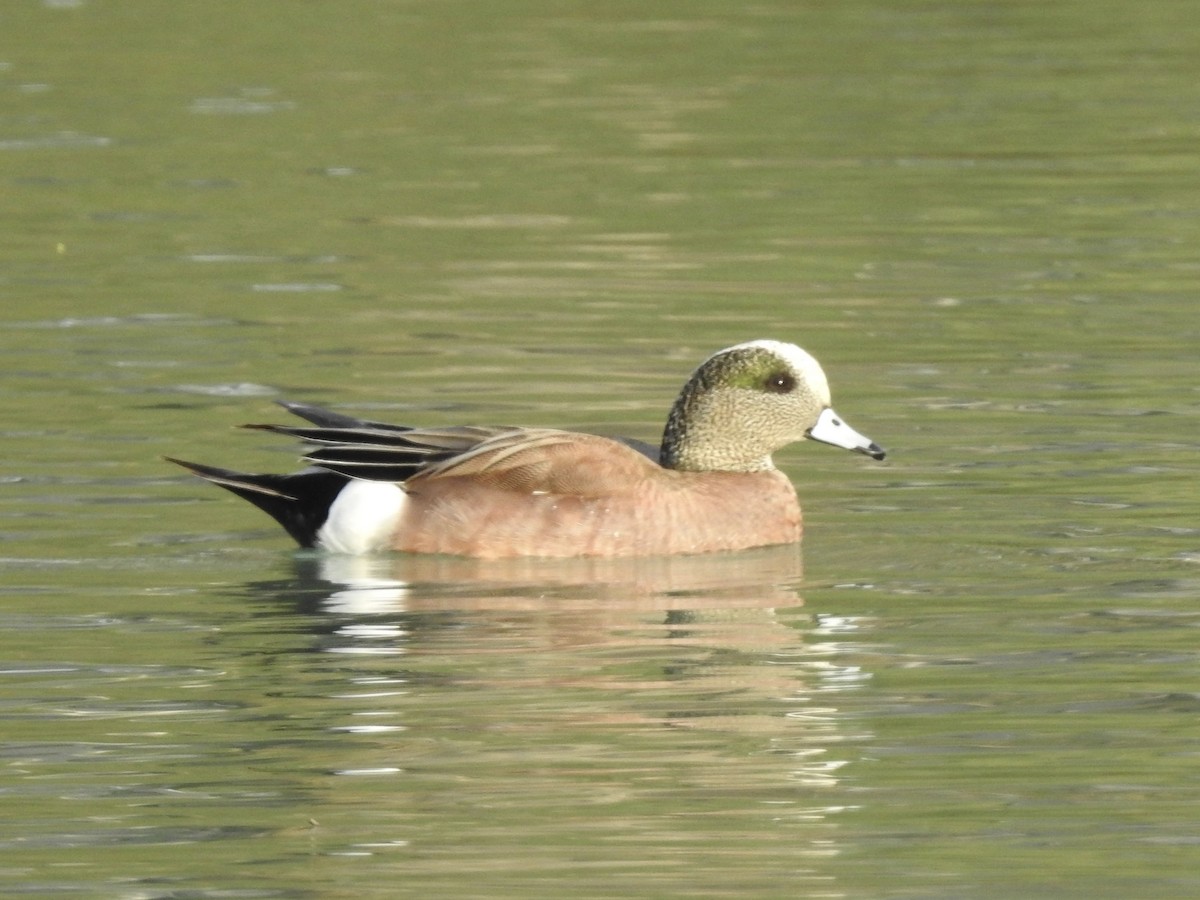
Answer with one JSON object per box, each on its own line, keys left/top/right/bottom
{"left": 275, "top": 400, "right": 414, "bottom": 432}
{"left": 165, "top": 457, "right": 349, "bottom": 549}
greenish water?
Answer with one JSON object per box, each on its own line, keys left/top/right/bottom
{"left": 3, "top": 1, "right": 1199, "bottom": 897}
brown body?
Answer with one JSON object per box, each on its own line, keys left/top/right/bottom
{"left": 394, "top": 459, "right": 800, "bottom": 559}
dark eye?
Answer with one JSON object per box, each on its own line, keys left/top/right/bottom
{"left": 764, "top": 371, "right": 795, "bottom": 393}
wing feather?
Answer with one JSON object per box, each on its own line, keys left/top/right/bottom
{"left": 246, "top": 403, "right": 661, "bottom": 496}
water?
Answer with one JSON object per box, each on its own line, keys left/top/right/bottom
{"left": 3, "top": 1, "right": 1199, "bottom": 896}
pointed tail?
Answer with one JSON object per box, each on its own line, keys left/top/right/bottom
{"left": 165, "top": 457, "right": 349, "bottom": 549}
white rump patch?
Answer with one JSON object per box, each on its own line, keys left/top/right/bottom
{"left": 317, "top": 480, "right": 407, "bottom": 555}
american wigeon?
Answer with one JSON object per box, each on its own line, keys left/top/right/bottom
{"left": 167, "top": 340, "right": 885, "bottom": 558}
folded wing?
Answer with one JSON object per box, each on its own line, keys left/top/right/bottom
{"left": 250, "top": 403, "right": 660, "bottom": 497}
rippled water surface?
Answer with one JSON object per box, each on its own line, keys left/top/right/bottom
{"left": 3, "top": 1, "right": 1199, "bottom": 897}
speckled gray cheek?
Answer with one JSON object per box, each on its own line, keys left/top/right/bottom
{"left": 692, "top": 389, "right": 778, "bottom": 470}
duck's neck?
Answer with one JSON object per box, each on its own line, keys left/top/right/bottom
{"left": 659, "top": 390, "right": 772, "bottom": 473}
{"left": 658, "top": 400, "right": 692, "bottom": 469}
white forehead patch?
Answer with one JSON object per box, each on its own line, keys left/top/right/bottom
{"left": 722, "top": 339, "right": 831, "bottom": 404}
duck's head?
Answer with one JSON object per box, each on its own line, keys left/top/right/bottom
{"left": 660, "top": 339, "right": 886, "bottom": 472}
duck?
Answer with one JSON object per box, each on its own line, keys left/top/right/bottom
{"left": 166, "top": 340, "right": 885, "bottom": 558}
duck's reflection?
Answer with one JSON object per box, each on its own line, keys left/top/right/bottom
{"left": 309, "top": 541, "right": 804, "bottom": 615}
{"left": 237, "top": 543, "right": 867, "bottom": 882}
